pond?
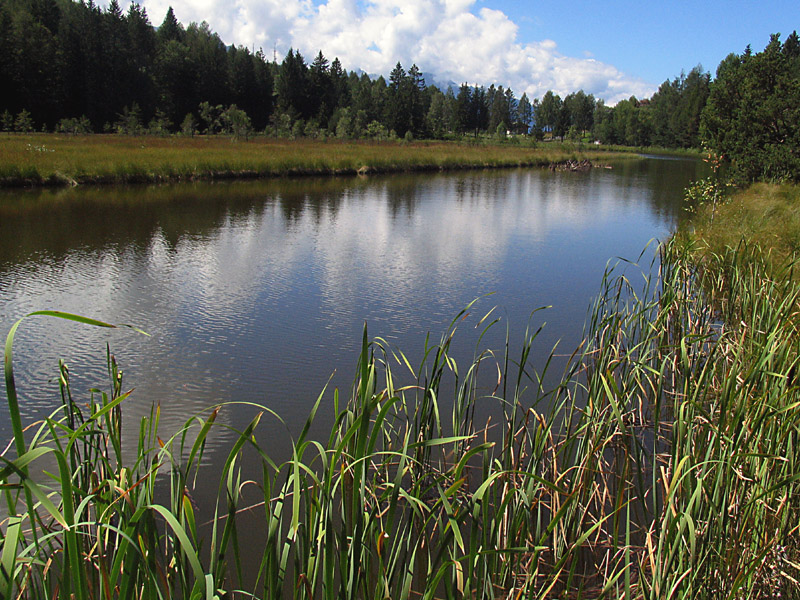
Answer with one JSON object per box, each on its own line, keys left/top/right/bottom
{"left": 0, "top": 156, "right": 705, "bottom": 457}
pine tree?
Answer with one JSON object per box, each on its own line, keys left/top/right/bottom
{"left": 329, "top": 58, "right": 348, "bottom": 111}
{"left": 185, "top": 21, "right": 228, "bottom": 108}
{"left": 158, "top": 6, "right": 184, "bottom": 43}
{"left": 229, "top": 46, "right": 258, "bottom": 121}
{"left": 516, "top": 93, "right": 532, "bottom": 135}
{"left": 407, "top": 64, "right": 426, "bottom": 136}
{"left": 0, "top": 4, "right": 18, "bottom": 116}
{"left": 155, "top": 39, "right": 196, "bottom": 130}
{"left": 455, "top": 84, "right": 471, "bottom": 134}
{"left": 310, "top": 51, "right": 334, "bottom": 126}
{"left": 538, "top": 91, "right": 562, "bottom": 138}
{"left": 387, "top": 62, "right": 412, "bottom": 136}
{"left": 701, "top": 32, "right": 800, "bottom": 181}
{"left": 276, "top": 49, "right": 310, "bottom": 119}
{"left": 124, "top": 3, "right": 157, "bottom": 119}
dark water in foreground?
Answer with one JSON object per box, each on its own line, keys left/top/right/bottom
{"left": 0, "top": 157, "right": 704, "bottom": 458}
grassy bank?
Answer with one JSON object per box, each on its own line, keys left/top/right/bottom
{"left": 3, "top": 227, "right": 800, "bottom": 598}
{"left": 684, "top": 181, "right": 800, "bottom": 275}
{"left": 592, "top": 143, "right": 703, "bottom": 158}
{"left": 0, "top": 134, "right": 633, "bottom": 187}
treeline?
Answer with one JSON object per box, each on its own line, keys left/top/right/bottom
{"left": 702, "top": 33, "right": 800, "bottom": 182}
{"left": 2, "top": 0, "right": 798, "bottom": 180}
{"left": 0, "top": 0, "right": 711, "bottom": 146}
{"left": 1, "top": 0, "right": 273, "bottom": 133}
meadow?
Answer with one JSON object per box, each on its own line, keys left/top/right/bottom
{"left": 0, "top": 134, "right": 630, "bottom": 187}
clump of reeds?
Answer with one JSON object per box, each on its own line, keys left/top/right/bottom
{"left": 3, "top": 237, "right": 800, "bottom": 599}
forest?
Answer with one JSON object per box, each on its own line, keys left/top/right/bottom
{"left": 1, "top": 0, "right": 799, "bottom": 181}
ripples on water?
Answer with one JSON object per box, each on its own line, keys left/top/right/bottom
{"left": 0, "top": 159, "right": 705, "bottom": 458}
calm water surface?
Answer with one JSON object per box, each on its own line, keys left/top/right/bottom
{"left": 0, "top": 157, "right": 704, "bottom": 455}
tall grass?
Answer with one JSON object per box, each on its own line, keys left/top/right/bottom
{"left": 0, "top": 134, "right": 632, "bottom": 187}
{"left": 2, "top": 237, "right": 800, "bottom": 599}
{"left": 687, "top": 182, "right": 800, "bottom": 275}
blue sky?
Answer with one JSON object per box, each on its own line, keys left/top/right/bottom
{"left": 500, "top": 0, "right": 799, "bottom": 84}
{"left": 132, "top": 0, "right": 799, "bottom": 103}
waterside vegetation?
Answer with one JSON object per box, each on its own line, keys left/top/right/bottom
{"left": 686, "top": 182, "right": 800, "bottom": 274}
{"left": 3, "top": 209, "right": 800, "bottom": 599}
{"left": 0, "top": 134, "right": 630, "bottom": 187}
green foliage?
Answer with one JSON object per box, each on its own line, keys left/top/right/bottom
{"left": 650, "top": 66, "right": 710, "bottom": 147}
{"left": 221, "top": 104, "right": 253, "bottom": 141}
{"left": 157, "top": 6, "right": 184, "bottom": 43}
{"left": 147, "top": 107, "right": 172, "bottom": 136}
{"left": 114, "top": 103, "right": 143, "bottom": 135}
{"left": 1, "top": 0, "right": 274, "bottom": 132}
{"left": 488, "top": 84, "right": 513, "bottom": 134}
{"left": 180, "top": 112, "right": 198, "bottom": 137}
{"left": 589, "top": 68, "right": 710, "bottom": 148}
{"left": 598, "top": 96, "right": 652, "bottom": 146}
{"left": 701, "top": 32, "right": 800, "bottom": 182}
{"left": 3, "top": 0, "right": 791, "bottom": 155}
{"left": 56, "top": 115, "right": 91, "bottom": 135}
{"left": 365, "top": 119, "right": 389, "bottom": 140}
{"left": 291, "top": 117, "right": 304, "bottom": 139}
{"left": 683, "top": 175, "right": 722, "bottom": 206}
{"left": 425, "top": 90, "right": 447, "bottom": 138}
{"left": 516, "top": 92, "right": 533, "bottom": 134}
{"left": 1, "top": 110, "right": 13, "bottom": 132}
{"left": 14, "top": 109, "right": 34, "bottom": 133}
{"left": 199, "top": 101, "right": 224, "bottom": 134}
{"left": 564, "top": 89, "right": 595, "bottom": 136}
{"left": 335, "top": 107, "right": 353, "bottom": 139}
{"left": 270, "top": 111, "right": 293, "bottom": 138}
{"left": 538, "top": 90, "right": 563, "bottom": 138}
{"left": 276, "top": 48, "right": 310, "bottom": 120}
{"left": 566, "top": 124, "right": 580, "bottom": 141}
{"left": 303, "top": 119, "right": 323, "bottom": 139}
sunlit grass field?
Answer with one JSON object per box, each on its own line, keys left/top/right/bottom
{"left": 686, "top": 182, "right": 800, "bottom": 273}
{"left": 0, "top": 133, "right": 631, "bottom": 186}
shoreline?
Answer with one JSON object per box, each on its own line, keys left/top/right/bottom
{"left": 0, "top": 159, "right": 614, "bottom": 189}
{"left": 0, "top": 134, "right": 635, "bottom": 189}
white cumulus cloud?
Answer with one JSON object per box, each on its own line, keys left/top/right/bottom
{"left": 135, "top": 0, "right": 655, "bottom": 103}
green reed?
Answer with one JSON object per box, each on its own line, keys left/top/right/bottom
{"left": 3, "top": 237, "right": 800, "bottom": 599}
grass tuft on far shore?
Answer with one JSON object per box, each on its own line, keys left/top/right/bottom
{"left": 0, "top": 133, "right": 633, "bottom": 187}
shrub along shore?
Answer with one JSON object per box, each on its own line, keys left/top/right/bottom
{"left": 3, "top": 172, "right": 799, "bottom": 598}
{"left": 0, "top": 134, "right": 633, "bottom": 188}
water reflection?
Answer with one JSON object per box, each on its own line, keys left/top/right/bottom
{"left": 0, "top": 158, "right": 705, "bottom": 455}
